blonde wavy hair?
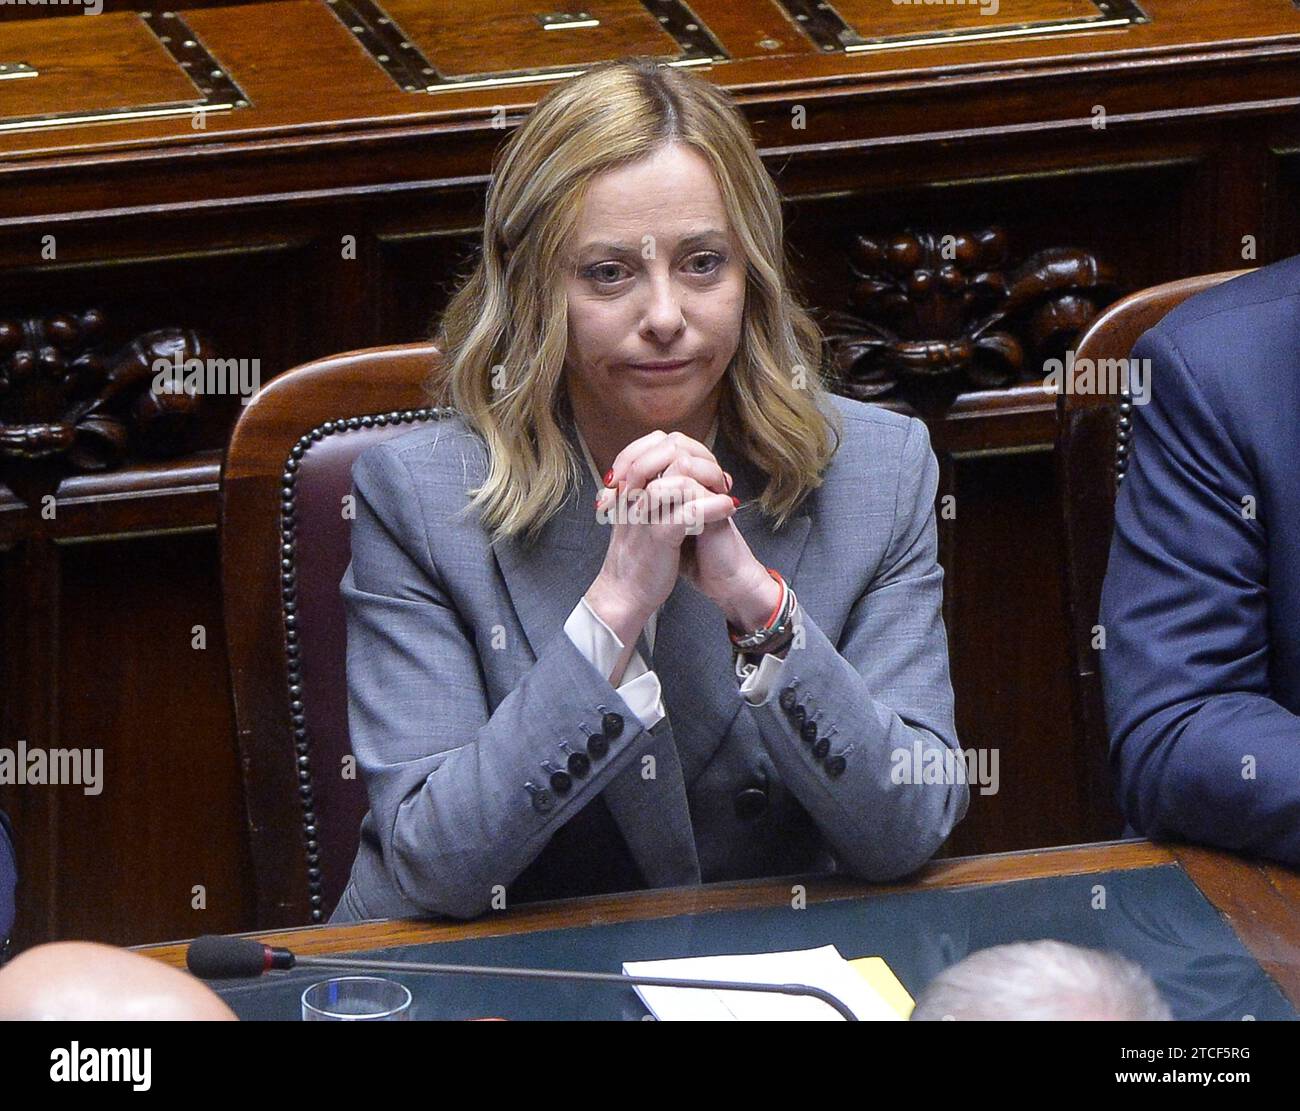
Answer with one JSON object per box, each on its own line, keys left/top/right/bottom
{"left": 425, "top": 56, "right": 843, "bottom": 547}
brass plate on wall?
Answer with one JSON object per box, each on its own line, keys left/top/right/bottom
{"left": 0, "top": 11, "right": 249, "bottom": 133}
{"left": 326, "top": 0, "right": 727, "bottom": 94}
{"left": 777, "top": 0, "right": 1149, "bottom": 53}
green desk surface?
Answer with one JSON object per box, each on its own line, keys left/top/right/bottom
{"left": 208, "top": 863, "right": 1296, "bottom": 1020}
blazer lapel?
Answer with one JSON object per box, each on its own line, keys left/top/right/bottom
{"left": 491, "top": 417, "right": 812, "bottom": 889}
{"left": 490, "top": 459, "right": 606, "bottom": 668}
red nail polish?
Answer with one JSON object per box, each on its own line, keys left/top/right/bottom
{"left": 731, "top": 495, "right": 740, "bottom": 508}
{"left": 603, "top": 469, "right": 614, "bottom": 487}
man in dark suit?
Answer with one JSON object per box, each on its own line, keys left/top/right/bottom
{"left": 1100, "top": 253, "right": 1300, "bottom": 863}
{"left": 0, "top": 807, "right": 15, "bottom": 964}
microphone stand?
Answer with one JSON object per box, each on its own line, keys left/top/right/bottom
{"left": 214, "top": 947, "right": 860, "bottom": 1021}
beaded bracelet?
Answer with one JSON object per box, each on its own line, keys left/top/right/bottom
{"left": 733, "top": 575, "right": 799, "bottom": 682}
{"left": 728, "top": 568, "right": 798, "bottom": 654}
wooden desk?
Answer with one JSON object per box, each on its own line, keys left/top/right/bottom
{"left": 135, "top": 839, "right": 1300, "bottom": 1010}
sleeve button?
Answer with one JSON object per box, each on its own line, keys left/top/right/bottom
{"left": 779, "top": 687, "right": 798, "bottom": 711}
{"left": 811, "top": 737, "right": 830, "bottom": 759}
{"left": 601, "top": 711, "right": 624, "bottom": 739}
{"left": 586, "top": 731, "right": 609, "bottom": 760}
{"left": 564, "top": 749, "right": 591, "bottom": 778}
{"left": 526, "top": 783, "right": 555, "bottom": 813}
{"left": 800, "top": 720, "right": 818, "bottom": 744}
{"left": 825, "top": 754, "right": 846, "bottom": 777}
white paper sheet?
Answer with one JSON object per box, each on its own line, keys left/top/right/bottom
{"left": 622, "top": 944, "right": 903, "bottom": 1021}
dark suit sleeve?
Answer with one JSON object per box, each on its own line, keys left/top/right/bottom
{"left": 746, "top": 417, "right": 969, "bottom": 880}
{"left": 1099, "top": 327, "right": 1300, "bottom": 863}
{"left": 342, "top": 443, "right": 659, "bottom": 919}
{"left": 0, "top": 807, "right": 15, "bottom": 957}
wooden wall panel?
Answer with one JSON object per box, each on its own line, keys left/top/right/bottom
{"left": 783, "top": 155, "right": 1199, "bottom": 320}
{"left": 372, "top": 228, "right": 482, "bottom": 346}
{"left": 1269, "top": 148, "right": 1300, "bottom": 264}
{"left": 0, "top": 239, "right": 318, "bottom": 452}
{"left": 942, "top": 451, "right": 1087, "bottom": 855}
{"left": 0, "top": 533, "right": 252, "bottom": 949}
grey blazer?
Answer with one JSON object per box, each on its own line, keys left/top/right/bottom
{"left": 331, "top": 392, "right": 968, "bottom": 922}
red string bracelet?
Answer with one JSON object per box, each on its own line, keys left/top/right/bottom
{"left": 761, "top": 568, "right": 786, "bottom": 629}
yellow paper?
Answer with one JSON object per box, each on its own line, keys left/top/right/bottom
{"left": 848, "top": 957, "right": 914, "bottom": 1019}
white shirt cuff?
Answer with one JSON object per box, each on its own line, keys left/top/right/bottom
{"left": 738, "top": 649, "right": 790, "bottom": 706}
{"left": 564, "top": 597, "right": 667, "bottom": 731}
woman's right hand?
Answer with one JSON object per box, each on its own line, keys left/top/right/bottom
{"left": 585, "top": 431, "right": 736, "bottom": 644}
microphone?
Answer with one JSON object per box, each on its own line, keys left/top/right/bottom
{"left": 186, "top": 935, "right": 859, "bottom": 1020}
{"left": 188, "top": 935, "right": 295, "bottom": 979}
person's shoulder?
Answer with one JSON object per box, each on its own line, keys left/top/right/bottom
{"left": 1152, "top": 254, "right": 1300, "bottom": 353}
{"left": 357, "top": 407, "right": 480, "bottom": 462}
{"left": 353, "top": 408, "right": 487, "bottom": 486}
{"left": 824, "top": 390, "right": 915, "bottom": 432}
{"left": 806, "top": 393, "right": 935, "bottom": 569}
{"left": 348, "top": 409, "right": 492, "bottom": 541}
{"left": 1135, "top": 255, "right": 1300, "bottom": 417}
{"left": 823, "top": 390, "right": 927, "bottom": 460}
{"left": 817, "top": 391, "right": 933, "bottom": 523}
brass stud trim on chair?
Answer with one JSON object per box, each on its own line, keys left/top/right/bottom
{"left": 277, "top": 405, "right": 455, "bottom": 920}
{"left": 1115, "top": 386, "right": 1133, "bottom": 486}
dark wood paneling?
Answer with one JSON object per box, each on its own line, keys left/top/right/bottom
{"left": 1268, "top": 148, "right": 1300, "bottom": 264}
{"left": 944, "top": 450, "right": 1085, "bottom": 853}
{"left": 784, "top": 154, "right": 1199, "bottom": 315}
{"left": 1, "top": 532, "right": 252, "bottom": 949}
{"left": 372, "top": 228, "right": 483, "bottom": 345}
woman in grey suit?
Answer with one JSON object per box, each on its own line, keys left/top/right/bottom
{"left": 331, "top": 58, "right": 968, "bottom": 923}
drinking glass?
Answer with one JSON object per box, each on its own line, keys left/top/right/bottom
{"left": 301, "top": 976, "right": 412, "bottom": 1020}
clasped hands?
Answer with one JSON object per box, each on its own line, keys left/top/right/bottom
{"left": 590, "top": 429, "right": 781, "bottom": 635}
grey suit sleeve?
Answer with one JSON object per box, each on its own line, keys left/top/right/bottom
{"left": 746, "top": 417, "right": 969, "bottom": 880}
{"left": 341, "top": 443, "right": 657, "bottom": 919}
